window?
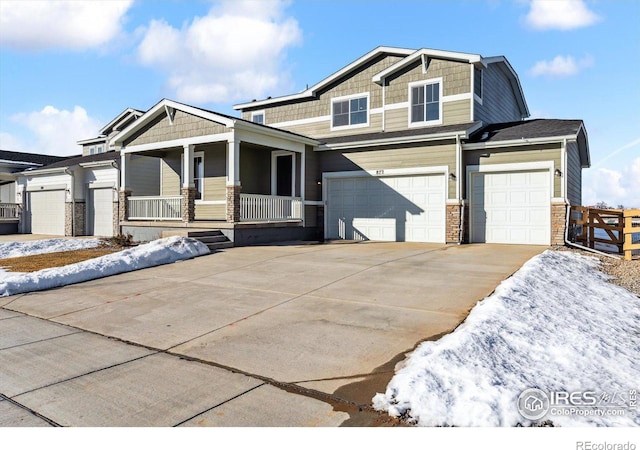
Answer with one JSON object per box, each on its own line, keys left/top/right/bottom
{"left": 474, "top": 68, "right": 483, "bottom": 99}
{"left": 193, "top": 154, "right": 204, "bottom": 200}
{"left": 89, "top": 146, "right": 95, "bottom": 155}
{"left": 410, "top": 80, "right": 441, "bottom": 124}
{"left": 96, "top": 145, "right": 103, "bottom": 154}
{"left": 251, "top": 111, "right": 264, "bottom": 124}
{"left": 332, "top": 95, "right": 368, "bottom": 128}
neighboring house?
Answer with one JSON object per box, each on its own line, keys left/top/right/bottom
{"left": 0, "top": 150, "right": 68, "bottom": 234}
{"left": 17, "top": 108, "right": 159, "bottom": 237}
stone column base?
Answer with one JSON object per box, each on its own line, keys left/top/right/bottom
{"left": 118, "top": 190, "right": 131, "bottom": 223}
{"left": 446, "top": 203, "right": 462, "bottom": 244}
{"left": 74, "top": 201, "right": 86, "bottom": 236}
{"left": 182, "top": 187, "right": 196, "bottom": 222}
{"left": 551, "top": 202, "right": 569, "bottom": 246}
{"left": 226, "top": 185, "right": 241, "bottom": 223}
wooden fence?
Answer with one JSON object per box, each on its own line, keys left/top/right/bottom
{"left": 570, "top": 206, "right": 640, "bottom": 260}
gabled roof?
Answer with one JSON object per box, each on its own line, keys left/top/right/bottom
{"left": 0, "top": 149, "right": 69, "bottom": 167}
{"left": 465, "top": 119, "right": 590, "bottom": 167}
{"left": 99, "top": 107, "right": 144, "bottom": 136}
{"left": 371, "top": 48, "right": 483, "bottom": 83}
{"left": 112, "top": 99, "right": 319, "bottom": 147}
{"left": 76, "top": 107, "right": 144, "bottom": 146}
{"left": 234, "top": 46, "right": 530, "bottom": 120}
{"left": 233, "top": 46, "right": 415, "bottom": 110}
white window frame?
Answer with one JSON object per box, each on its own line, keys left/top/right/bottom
{"left": 251, "top": 110, "right": 265, "bottom": 125}
{"left": 330, "top": 92, "right": 370, "bottom": 131}
{"left": 408, "top": 78, "right": 443, "bottom": 128}
{"left": 271, "top": 151, "right": 296, "bottom": 197}
{"left": 473, "top": 67, "right": 483, "bottom": 104}
{"left": 181, "top": 151, "right": 205, "bottom": 202}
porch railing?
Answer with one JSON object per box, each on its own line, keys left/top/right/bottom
{"left": 128, "top": 196, "right": 182, "bottom": 221}
{"left": 0, "top": 203, "right": 20, "bottom": 219}
{"left": 240, "top": 194, "right": 303, "bottom": 222}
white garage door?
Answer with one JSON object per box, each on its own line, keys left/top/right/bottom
{"left": 88, "top": 188, "right": 114, "bottom": 237}
{"left": 326, "top": 174, "right": 445, "bottom": 242}
{"left": 29, "top": 190, "right": 65, "bottom": 235}
{"left": 470, "top": 170, "right": 550, "bottom": 245}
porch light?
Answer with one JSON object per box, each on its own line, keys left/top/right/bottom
{"left": 555, "top": 169, "right": 563, "bottom": 177}
{"left": 480, "top": 153, "right": 490, "bottom": 158}
{"left": 449, "top": 173, "right": 456, "bottom": 180}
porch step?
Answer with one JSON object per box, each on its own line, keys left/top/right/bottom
{"left": 189, "top": 230, "right": 233, "bottom": 251}
{"left": 161, "top": 229, "right": 233, "bottom": 250}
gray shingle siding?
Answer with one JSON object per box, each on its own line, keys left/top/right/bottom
{"left": 474, "top": 64, "right": 523, "bottom": 124}
{"left": 566, "top": 141, "right": 582, "bottom": 205}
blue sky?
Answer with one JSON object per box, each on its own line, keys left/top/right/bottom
{"left": 0, "top": 0, "right": 638, "bottom": 207}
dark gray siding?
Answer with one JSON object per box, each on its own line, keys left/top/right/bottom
{"left": 474, "top": 64, "right": 523, "bottom": 124}
{"left": 566, "top": 141, "right": 582, "bottom": 206}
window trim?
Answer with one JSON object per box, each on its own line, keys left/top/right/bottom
{"left": 193, "top": 151, "right": 204, "bottom": 202}
{"left": 251, "top": 110, "right": 265, "bottom": 125}
{"left": 408, "top": 78, "right": 443, "bottom": 128}
{"left": 330, "top": 92, "right": 370, "bottom": 131}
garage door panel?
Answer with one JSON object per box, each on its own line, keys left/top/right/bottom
{"left": 471, "top": 170, "right": 550, "bottom": 245}
{"left": 29, "top": 190, "right": 65, "bottom": 235}
{"left": 327, "top": 174, "right": 445, "bottom": 243}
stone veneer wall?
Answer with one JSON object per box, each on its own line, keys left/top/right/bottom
{"left": 551, "top": 202, "right": 568, "bottom": 246}
{"left": 181, "top": 187, "right": 196, "bottom": 222}
{"left": 74, "top": 202, "right": 85, "bottom": 236}
{"left": 113, "top": 201, "right": 120, "bottom": 236}
{"left": 446, "top": 203, "right": 462, "bottom": 244}
{"left": 226, "top": 185, "right": 241, "bottom": 222}
{"left": 119, "top": 190, "right": 131, "bottom": 223}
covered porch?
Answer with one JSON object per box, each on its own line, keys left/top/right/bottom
{"left": 114, "top": 99, "right": 317, "bottom": 234}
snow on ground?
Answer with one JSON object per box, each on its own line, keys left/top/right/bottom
{"left": 0, "top": 237, "right": 209, "bottom": 297}
{"left": 0, "top": 238, "right": 102, "bottom": 260}
{"left": 373, "top": 250, "right": 640, "bottom": 427}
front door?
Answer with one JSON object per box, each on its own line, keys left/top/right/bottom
{"left": 274, "top": 153, "right": 294, "bottom": 197}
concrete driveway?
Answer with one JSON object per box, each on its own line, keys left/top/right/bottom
{"left": 0, "top": 241, "right": 545, "bottom": 426}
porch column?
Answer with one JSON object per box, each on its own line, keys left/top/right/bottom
{"left": 226, "top": 139, "right": 241, "bottom": 223}
{"left": 119, "top": 153, "right": 132, "bottom": 223}
{"left": 182, "top": 144, "right": 195, "bottom": 222}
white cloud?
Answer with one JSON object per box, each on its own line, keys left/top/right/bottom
{"left": 524, "top": 0, "right": 601, "bottom": 30}
{"left": 530, "top": 54, "right": 594, "bottom": 77}
{"left": 583, "top": 158, "right": 640, "bottom": 208}
{"left": 0, "top": 105, "right": 102, "bottom": 156}
{"left": 0, "top": 0, "right": 133, "bottom": 50}
{"left": 136, "top": 0, "right": 302, "bottom": 104}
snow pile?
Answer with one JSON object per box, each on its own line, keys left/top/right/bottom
{"left": 0, "top": 238, "right": 102, "bottom": 259}
{"left": 0, "top": 237, "right": 209, "bottom": 297}
{"left": 373, "top": 250, "right": 640, "bottom": 426}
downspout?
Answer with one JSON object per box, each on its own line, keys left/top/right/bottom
{"left": 563, "top": 204, "right": 620, "bottom": 259}
{"left": 64, "top": 168, "right": 75, "bottom": 236}
{"left": 456, "top": 133, "right": 463, "bottom": 244}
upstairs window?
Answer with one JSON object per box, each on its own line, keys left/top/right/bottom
{"left": 96, "top": 145, "right": 103, "bottom": 154}
{"left": 474, "top": 68, "right": 483, "bottom": 99}
{"left": 251, "top": 111, "right": 264, "bottom": 124}
{"left": 410, "top": 80, "right": 441, "bottom": 124}
{"left": 332, "top": 94, "right": 368, "bottom": 128}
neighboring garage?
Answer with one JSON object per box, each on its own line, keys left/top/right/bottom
{"left": 469, "top": 168, "right": 551, "bottom": 245}
{"left": 27, "top": 189, "right": 66, "bottom": 235}
{"left": 87, "top": 187, "right": 114, "bottom": 237}
{"left": 325, "top": 173, "right": 446, "bottom": 242}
